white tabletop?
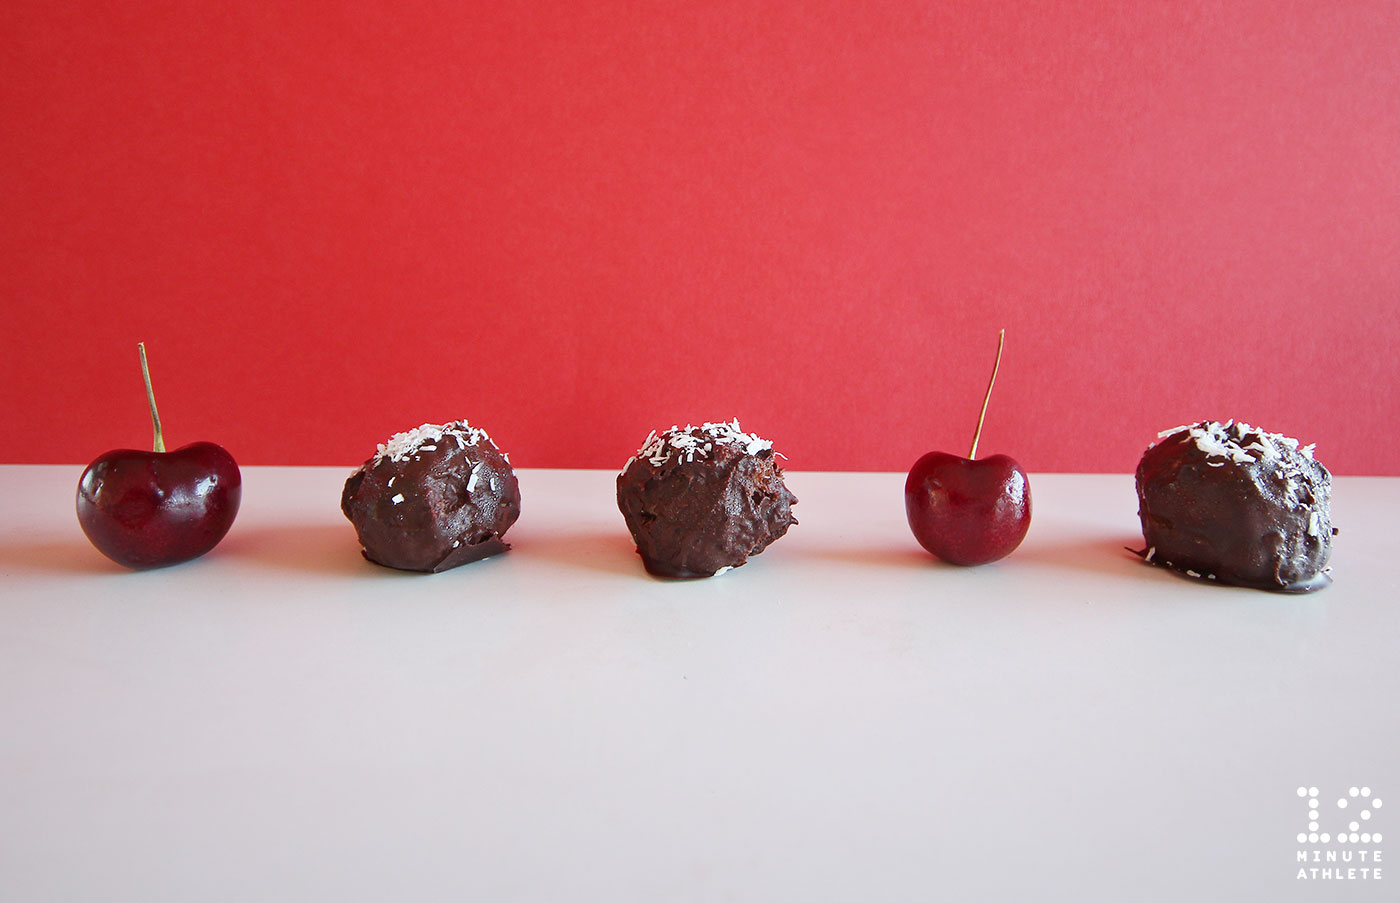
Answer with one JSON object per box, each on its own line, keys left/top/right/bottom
{"left": 1, "top": 466, "right": 1395, "bottom": 901}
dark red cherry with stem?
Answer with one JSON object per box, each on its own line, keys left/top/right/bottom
{"left": 76, "top": 343, "right": 241, "bottom": 569}
{"left": 905, "top": 330, "right": 1031, "bottom": 565}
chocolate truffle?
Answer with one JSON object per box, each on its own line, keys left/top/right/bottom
{"left": 617, "top": 420, "right": 797, "bottom": 578}
{"left": 342, "top": 421, "right": 520, "bottom": 572}
{"left": 1135, "top": 420, "right": 1334, "bottom": 592}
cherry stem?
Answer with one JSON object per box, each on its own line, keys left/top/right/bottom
{"left": 138, "top": 342, "right": 165, "bottom": 453}
{"left": 968, "top": 329, "right": 1005, "bottom": 460}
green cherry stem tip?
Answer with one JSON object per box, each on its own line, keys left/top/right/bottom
{"left": 138, "top": 342, "right": 165, "bottom": 453}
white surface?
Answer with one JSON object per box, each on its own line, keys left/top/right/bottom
{"left": 1, "top": 465, "right": 1396, "bottom": 901}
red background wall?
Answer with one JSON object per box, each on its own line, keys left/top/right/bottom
{"left": 4, "top": 1, "right": 1398, "bottom": 473}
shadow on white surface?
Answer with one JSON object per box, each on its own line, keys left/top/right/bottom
{"left": 0, "top": 536, "right": 128, "bottom": 576}
{"left": 797, "top": 543, "right": 945, "bottom": 570}
{"left": 516, "top": 528, "right": 646, "bottom": 577}
{"left": 1012, "top": 534, "right": 1146, "bottom": 577}
{"left": 195, "top": 521, "right": 646, "bottom": 580}
{"left": 793, "top": 536, "right": 1149, "bottom": 577}
{"left": 220, "top": 523, "right": 392, "bottom": 577}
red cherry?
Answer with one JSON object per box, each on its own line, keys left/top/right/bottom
{"left": 905, "top": 452, "right": 1030, "bottom": 565}
{"left": 78, "top": 442, "right": 241, "bottom": 568}
{"left": 75, "top": 344, "right": 241, "bottom": 569}
{"left": 905, "top": 331, "right": 1031, "bottom": 565}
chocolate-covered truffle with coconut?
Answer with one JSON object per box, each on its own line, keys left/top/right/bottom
{"left": 1135, "top": 420, "right": 1334, "bottom": 592}
{"left": 342, "top": 421, "right": 520, "bottom": 572}
{"left": 617, "top": 420, "right": 797, "bottom": 578}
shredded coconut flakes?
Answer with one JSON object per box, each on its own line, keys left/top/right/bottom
{"left": 627, "top": 419, "right": 776, "bottom": 471}
{"left": 373, "top": 420, "right": 493, "bottom": 464}
{"left": 1156, "top": 420, "right": 1316, "bottom": 467}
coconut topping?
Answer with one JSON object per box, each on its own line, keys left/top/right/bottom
{"left": 1154, "top": 420, "right": 1316, "bottom": 466}
{"left": 629, "top": 419, "right": 775, "bottom": 470}
{"left": 373, "top": 421, "right": 493, "bottom": 464}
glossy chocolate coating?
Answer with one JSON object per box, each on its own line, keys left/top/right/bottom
{"left": 342, "top": 432, "right": 519, "bottom": 573}
{"left": 617, "top": 439, "right": 796, "bottom": 578}
{"left": 1135, "top": 422, "right": 1333, "bottom": 592}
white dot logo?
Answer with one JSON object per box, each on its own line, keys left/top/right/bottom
{"left": 1298, "top": 785, "right": 1382, "bottom": 846}
{"left": 1341, "top": 787, "right": 1383, "bottom": 835}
